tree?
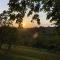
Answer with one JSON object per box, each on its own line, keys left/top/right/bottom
{"left": 0, "top": 0, "right": 60, "bottom": 49}
{"left": 40, "top": 0, "right": 60, "bottom": 33}
{"left": 0, "top": 10, "right": 13, "bottom": 26}
{"left": 0, "top": 0, "right": 41, "bottom": 28}
{"left": 0, "top": 26, "right": 18, "bottom": 50}
{"left": 0, "top": 0, "right": 60, "bottom": 28}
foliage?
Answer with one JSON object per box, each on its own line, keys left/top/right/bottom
{"left": 0, "top": 10, "right": 13, "bottom": 26}
{"left": 0, "top": 0, "right": 60, "bottom": 28}
{"left": 0, "top": 0, "right": 60, "bottom": 51}
{"left": 0, "top": 0, "right": 41, "bottom": 27}
{"left": 7, "top": 27, "right": 59, "bottom": 52}
{"left": 0, "top": 26, "right": 18, "bottom": 49}
{"left": 8, "top": 0, "right": 60, "bottom": 27}
{"left": 41, "top": 0, "right": 60, "bottom": 27}
{"left": 0, "top": 26, "right": 60, "bottom": 52}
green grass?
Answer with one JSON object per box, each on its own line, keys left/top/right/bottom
{"left": 0, "top": 46, "right": 60, "bottom": 60}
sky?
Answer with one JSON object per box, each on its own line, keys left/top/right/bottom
{"left": 0, "top": 0, "right": 9, "bottom": 13}
{"left": 0, "top": 0, "right": 55, "bottom": 28}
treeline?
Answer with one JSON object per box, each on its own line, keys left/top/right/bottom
{"left": 0, "top": 26, "right": 60, "bottom": 53}
{"left": 0, "top": 26, "right": 18, "bottom": 50}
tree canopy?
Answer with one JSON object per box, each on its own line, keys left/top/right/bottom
{"left": 0, "top": 0, "right": 60, "bottom": 28}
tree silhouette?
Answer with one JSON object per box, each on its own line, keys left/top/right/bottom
{"left": 0, "top": 0, "right": 60, "bottom": 28}
{"left": 39, "top": 0, "right": 60, "bottom": 33}
{"left": 0, "top": 0, "right": 41, "bottom": 28}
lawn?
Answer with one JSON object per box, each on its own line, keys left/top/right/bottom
{"left": 0, "top": 46, "right": 60, "bottom": 60}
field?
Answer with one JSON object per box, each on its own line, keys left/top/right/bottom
{"left": 0, "top": 27, "right": 60, "bottom": 60}
{"left": 0, "top": 46, "right": 60, "bottom": 60}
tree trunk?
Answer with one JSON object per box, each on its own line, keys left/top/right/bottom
{"left": 8, "top": 44, "right": 11, "bottom": 50}
{"left": 0, "top": 43, "right": 2, "bottom": 49}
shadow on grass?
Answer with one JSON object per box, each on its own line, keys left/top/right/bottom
{"left": 0, "top": 49, "right": 13, "bottom": 60}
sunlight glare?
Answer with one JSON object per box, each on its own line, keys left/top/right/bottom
{"left": 23, "top": 23, "right": 26, "bottom": 28}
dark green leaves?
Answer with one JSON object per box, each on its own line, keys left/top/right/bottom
{"left": 31, "top": 14, "right": 40, "bottom": 25}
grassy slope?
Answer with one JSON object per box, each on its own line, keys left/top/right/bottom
{"left": 0, "top": 46, "right": 60, "bottom": 60}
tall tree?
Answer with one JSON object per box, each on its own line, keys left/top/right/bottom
{"left": 0, "top": 26, "right": 18, "bottom": 49}
{"left": 0, "top": 0, "right": 60, "bottom": 28}
{"left": 40, "top": 0, "right": 60, "bottom": 33}
{"left": 7, "top": 0, "right": 41, "bottom": 28}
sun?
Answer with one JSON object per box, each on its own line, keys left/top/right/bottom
{"left": 22, "top": 23, "right": 26, "bottom": 28}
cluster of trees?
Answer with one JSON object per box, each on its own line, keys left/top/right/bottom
{"left": 0, "top": 0, "right": 60, "bottom": 28}
{"left": 0, "top": 26, "right": 18, "bottom": 50}
{"left": 33, "top": 31, "right": 60, "bottom": 52}
{"left": 0, "top": 26, "right": 60, "bottom": 52}
{"left": 17, "top": 27, "right": 60, "bottom": 52}
{"left": 0, "top": 0, "right": 60, "bottom": 51}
